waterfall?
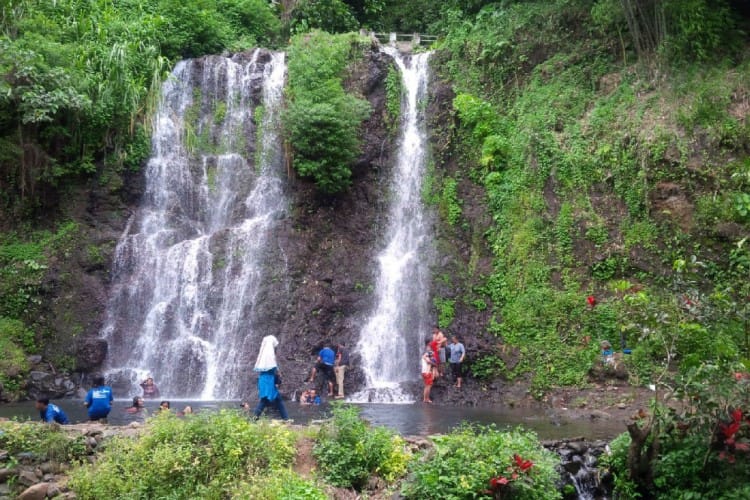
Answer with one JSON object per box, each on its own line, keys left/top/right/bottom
{"left": 351, "top": 49, "right": 433, "bottom": 403}
{"left": 100, "top": 50, "right": 287, "bottom": 399}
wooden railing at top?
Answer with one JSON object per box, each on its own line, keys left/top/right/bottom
{"left": 365, "top": 31, "right": 438, "bottom": 47}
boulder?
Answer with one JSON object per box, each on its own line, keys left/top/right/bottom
{"left": 17, "top": 469, "right": 39, "bottom": 487}
{"left": 25, "top": 370, "right": 77, "bottom": 400}
{"left": 75, "top": 338, "right": 108, "bottom": 371}
{"left": 17, "top": 482, "right": 48, "bottom": 500}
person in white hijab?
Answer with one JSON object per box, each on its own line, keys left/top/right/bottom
{"left": 252, "top": 335, "right": 288, "bottom": 420}
{"left": 254, "top": 335, "right": 279, "bottom": 372}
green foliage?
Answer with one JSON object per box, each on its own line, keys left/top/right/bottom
{"left": 313, "top": 404, "right": 411, "bottom": 489}
{"left": 231, "top": 468, "right": 328, "bottom": 500}
{"left": 401, "top": 425, "right": 561, "bottom": 500}
{"left": 290, "top": 0, "right": 359, "bottom": 34}
{"left": 70, "top": 410, "right": 298, "bottom": 499}
{"left": 0, "top": 317, "right": 32, "bottom": 394}
{"left": 0, "top": 0, "right": 280, "bottom": 213}
{"left": 384, "top": 63, "right": 402, "bottom": 132}
{"left": 439, "top": 177, "right": 463, "bottom": 226}
{"left": 0, "top": 421, "right": 89, "bottom": 463}
{"left": 470, "top": 354, "right": 505, "bottom": 380}
{"left": 599, "top": 432, "right": 641, "bottom": 498}
{"left": 284, "top": 31, "right": 371, "bottom": 194}
{"left": 433, "top": 297, "right": 456, "bottom": 329}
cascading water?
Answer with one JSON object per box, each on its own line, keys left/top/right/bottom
{"left": 100, "top": 50, "right": 287, "bottom": 399}
{"left": 352, "top": 48, "right": 433, "bottom": 403}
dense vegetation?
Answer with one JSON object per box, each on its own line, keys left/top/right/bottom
{"left": 284, "top": 31, "right": 372, "bottom": 194}
{"left": 68, "top": 410, "right": 325, "bottom": 499}
{"left": 2, "top": 0, "right": 750, "bottom": 496}
{"left": 427, "top": 0, "right": 750, "bottom": 394}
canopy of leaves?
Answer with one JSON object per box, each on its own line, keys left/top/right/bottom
{"left": 284, "top": 30, "right": 371, "bottom": 194}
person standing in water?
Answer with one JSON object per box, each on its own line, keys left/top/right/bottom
{"left": 421, "top": 339, "right": 436, "bottom": 403}
{"left": 84, "top": 375, "right": 113, "bottom": 421}
{"left": 253, "top": 335, "right": 289, "bottom": 420}
{"left": 140, "top": 377, "right": 160, "bottom": 399}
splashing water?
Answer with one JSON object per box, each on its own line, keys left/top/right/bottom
{"left": 351, "top": 48, "right": 433, "bottom": 403}
{"left": 101, "top": 50, "right": 287, "bottom": 399}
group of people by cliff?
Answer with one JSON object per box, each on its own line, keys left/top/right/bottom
{"left": 421, "top": 327, "right": 466, "bottom": 403}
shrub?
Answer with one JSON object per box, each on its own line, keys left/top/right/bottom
{"left": 69, "top": 410, "right": 297, "bottom": 499}
{"left": 401, "top": 425, "right": 561, "bottom": 499}
{"left": 289, "top": 0, "right": 359, "bottom": 34}
{"left": 284, "top": 31, "right": 372, "bottom": 194}
{"left": 313, "top": 404, "right": 411, "bottom": 489}
{"left": 0, "top": 421, "right": 88, "bottom": 463}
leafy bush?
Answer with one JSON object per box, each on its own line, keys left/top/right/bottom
{"left": 69, "top": 410, "right": 298, "bottom": 499}
{"left": 289, "top": 0, "right": 359, "bottom": 34}
{"left": 0, "top": 0, "right": 281, "bottom": 213}
{"left": 284, "top": 31, "right": 371, "bottom": 194}
{"left": 401, "top": 425, "right": 561, "bottom": 499}
{"left": 0, "top": 421, "right": 88, "bottom": 462}
{"left": 313, "top": 404, "right": 411, "bottom": 489}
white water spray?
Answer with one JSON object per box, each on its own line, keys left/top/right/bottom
{"left": 101, "top": 51, "right": 287, "bottom": 399}
{"left": 351, "top": 48, "right": 433, "bottom": 403}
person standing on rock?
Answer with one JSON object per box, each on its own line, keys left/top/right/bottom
{"left": 36, "top": 397, "right": 70, "bottom": 424}
{"left": 84, "top": 375, "right": 113, "bottom": 421}
{"left": 421, "top": 339, "right": 436, "bottom": 403}
{"left": 253, "top": 335, "right": 289, "bottom": 420}
{"left": 431, "top": 327, "right": 447, "bottom": 378}
{"left": 334, "top": 342, "right": 349, "bottom": 399}
{"left": 448, "top": 336, "right": 466, "bottom": 389}
{"left": 307, "top": 343, "right": 336, "bottom": 397}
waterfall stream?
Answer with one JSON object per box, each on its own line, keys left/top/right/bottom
{"left": 100, "top": 50, "right": 287, "bottom": 399}
{"left": 351, "top": 48, "right": 433, "bottom": 403}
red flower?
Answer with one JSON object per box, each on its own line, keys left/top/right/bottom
{"left": 587, "top": 295, "right": 596, "bottom": 307}
{"left": 734, "top": 442, "right": 750, "bottom": 452}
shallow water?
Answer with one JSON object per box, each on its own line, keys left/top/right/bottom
{"left": 0, "top": 400, "right": 625, "bottom": 440}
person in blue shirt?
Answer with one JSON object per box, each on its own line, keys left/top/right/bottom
{"left": 84, "top": 375, "right": 113, "bottom": 421}
{"left": 36, "top": 398, "right": 70, "bottom": 424}
{"left": 307, "top": 344, "right": 336, "bottom": 396}
{"left": 253, "top": 335, "right": 289, "bottom": 420}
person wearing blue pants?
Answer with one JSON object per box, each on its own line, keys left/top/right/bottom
{"left": 252, "top": 335, "right": 288, "bottom": 421}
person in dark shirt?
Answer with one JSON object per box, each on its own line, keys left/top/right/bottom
{"left": 84, "top": 375, "right": 113, "bottom": 421}
{"left": 36, "top": 398, "right": 70, "bottom": 424}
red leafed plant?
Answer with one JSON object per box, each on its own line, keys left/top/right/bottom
{"left": 484, "top": 455, "right": 535, "bottom": 498}
{"left": 717, "top": 407, "right": 750, "bottom": 463}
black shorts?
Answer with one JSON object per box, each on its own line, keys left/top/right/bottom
{"left": 450, "top": 362, "right": 462, "bottom": 378}
{"left": 317, "top": 362, "right": 335, "bottom": 382}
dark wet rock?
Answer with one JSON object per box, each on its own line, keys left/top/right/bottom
{"left": 26, "top": 369, "right": 77, "bottom": 400}
{"left": 75, "top": 338, "right": 108, "bottom": 370}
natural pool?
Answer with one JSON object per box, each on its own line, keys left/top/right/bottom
{"left": 0, "top": 400, "right": 626, "bottom": 440}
